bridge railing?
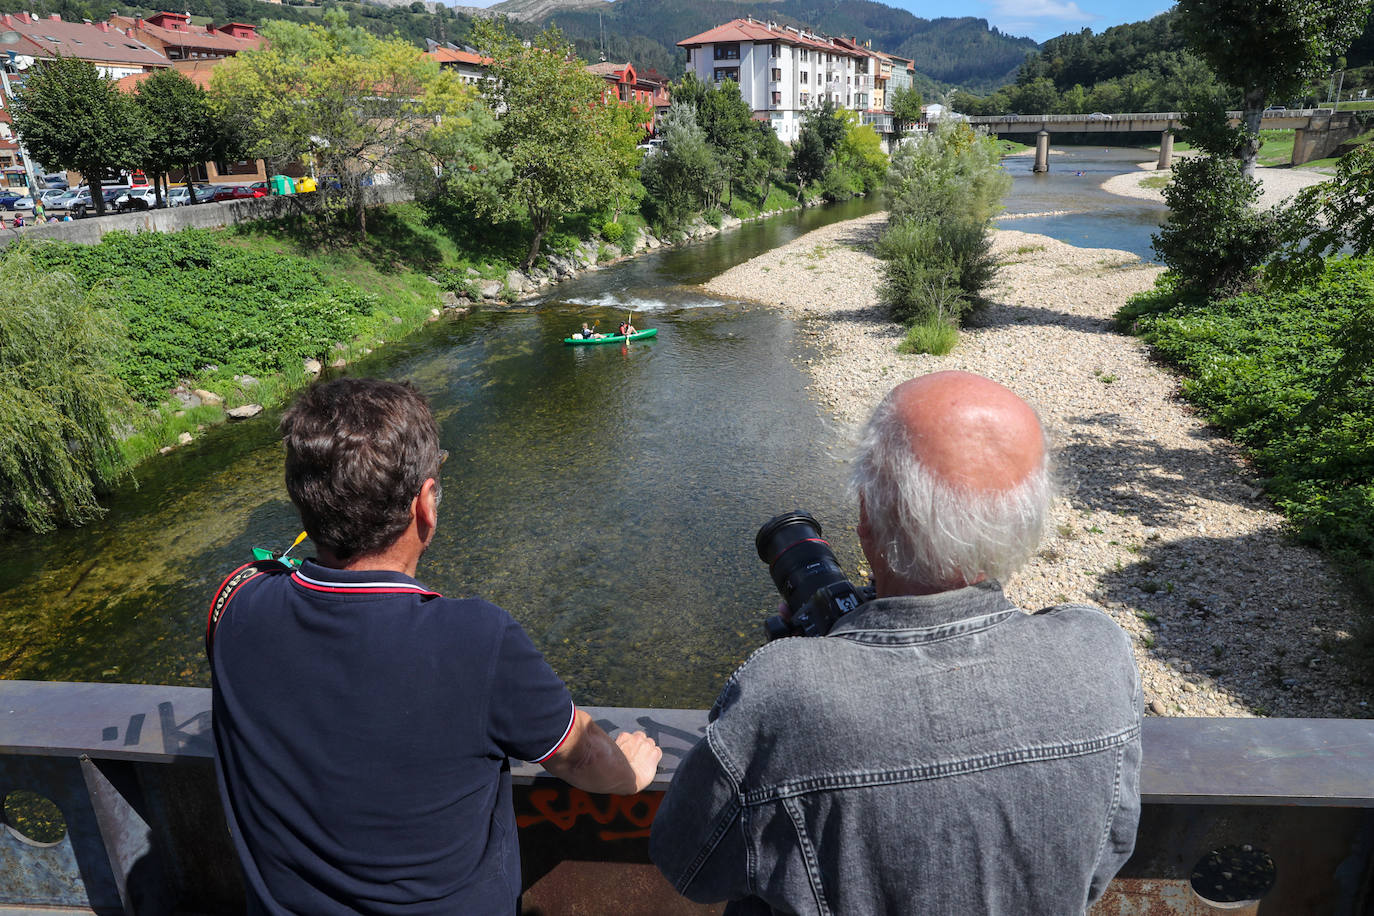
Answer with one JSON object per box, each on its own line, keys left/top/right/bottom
{"left": 966, "top": 108, "right": 1336, "bottom": 124}
{"left": 1, "top": 680, "right": 1371, "bottom": 914}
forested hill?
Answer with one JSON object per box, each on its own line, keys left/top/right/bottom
{"left": 490, "top": 0, "right": 1039, "bottom": 93}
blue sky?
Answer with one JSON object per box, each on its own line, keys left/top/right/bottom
{"left": 457, "top": 0, "right": 1172, "bottom": 45}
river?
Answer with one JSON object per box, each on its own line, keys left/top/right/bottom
{"left": 0, "top": 149, "right": 1167, "bottom": 709}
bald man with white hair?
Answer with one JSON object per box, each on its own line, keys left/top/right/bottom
{"left": 651, "top": 371, "right": 1143, "bottom": 916}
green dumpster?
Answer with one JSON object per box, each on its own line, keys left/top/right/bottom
{"left": 269, "top": 174, "right": 297, "bottom": 196}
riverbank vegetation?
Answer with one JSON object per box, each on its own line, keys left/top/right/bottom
{"left": 875, "top": 122, "right": 1009, "bottom": 354}
{"left": 2, "top": 16, "right": 886, "bottom": 533}
{"left": 1123, "top": 5, "right": 1374, "bottom": 622}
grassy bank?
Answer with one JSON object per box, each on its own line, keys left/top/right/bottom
{"left": 1117, "top": 260, "right": 1374, "bottom": 614}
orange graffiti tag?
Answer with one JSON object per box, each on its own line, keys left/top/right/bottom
{"left": 516, "top": 788, "right": 663, "bottom": 840}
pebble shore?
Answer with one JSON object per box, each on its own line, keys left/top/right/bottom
{"left": 704, "top": 212, "right": 1369, "bottom": 719}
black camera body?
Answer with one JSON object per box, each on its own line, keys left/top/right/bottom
{"left": 756, "top": 511, "right": 873, "bottom": 640}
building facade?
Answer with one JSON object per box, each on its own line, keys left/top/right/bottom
{"left": 425, "top": 43, "right": 492, "bottom": 87}
{"left": 677, "top": 18, "right": 871, "bottom": 143}
{"left": 586, "top": 61, "right": 671, "bottom": 133}
{"left": 677, "top": 18, "right": 916, "bottom": 145}
{"left": 109, "top": 12, "right": 261, "bottom": 62}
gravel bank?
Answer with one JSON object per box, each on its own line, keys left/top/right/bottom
{"left": 704, "top": 214, "right": 1368, "bottom": 719}
{"left": 1102, "top": 161, "right": 1331, "bottom": 208}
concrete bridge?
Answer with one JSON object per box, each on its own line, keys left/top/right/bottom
{"left": 2, "top": 679, "right": 1373, "bottom": 914}
{"left": 967, "top": 109, "right": 1362, "bottom": 172}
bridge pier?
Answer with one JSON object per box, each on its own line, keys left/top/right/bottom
{"left": 1034, "top": 130, "right": 1050, "bottom": 173}
{"left": 1156, "top": 130, "right": 1173, "bottom": 170}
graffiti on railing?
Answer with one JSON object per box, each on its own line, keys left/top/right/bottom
{"left": 516, "top": 786, "right": 663, "bottom": 841}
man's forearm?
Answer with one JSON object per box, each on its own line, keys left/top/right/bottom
{"left": 540, "top": 709, "right": 642, "bottom": 795}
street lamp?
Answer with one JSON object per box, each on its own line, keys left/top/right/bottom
{"left": 0, "top": 45, "right": 41, "bottom": 198}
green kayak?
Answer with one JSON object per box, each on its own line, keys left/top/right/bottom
{"left": 564, "top": 328, "right": 659, "bottom": 346}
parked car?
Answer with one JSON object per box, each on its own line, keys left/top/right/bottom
{"left": 114, "top": 187, "right": 158, "bottom": 212}
{"left": 40, "top": 172, "right": 69, "bottom": 190}
{"left": 1088, "top": 111, "right": 1112, "bottom": 121}
{"left": 0, "top": 192, "right": 34, "bottom": 211}
{"left": 70, "top": 186, "right": 130, "bottom": 218}
{"left": 248, "top": 181, "right": 270, "bottom": 196}
{"left": 37, "top": 188, "right": 68, "bottom": 207}
{"left": 50, "top": 188, "right": 82, "bottom": 210}
{"left": 209, "top": 184, "right": 266, "bottom": 202}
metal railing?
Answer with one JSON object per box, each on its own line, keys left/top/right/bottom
{"left": 1, "top": 680, "right": 1371, "bottom": 914}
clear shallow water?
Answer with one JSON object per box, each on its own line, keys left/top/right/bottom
{"left": 996, "top": 147, "right": 1168, "bottom": 260}
{"left": 0, "top": 159, "right": 1164, "bottom": 707}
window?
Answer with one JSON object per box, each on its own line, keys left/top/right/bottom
{"left": 800, "top": 71, "right": 808, "bottom": 84}
{"left": 800, "top": 92, "right": 809, "bottom": 105}
{"left": 771, "top": 68, "right": 781, "bottom": 81}
{"left": 713, "top": 67, "right": 739, "bottom": 83}
{"left": 770, "top": 43, "right": 779, "bottom": 58}
{"left": 713, "top": 43, "right": 739, "bottom": 60}
{"left": 685, "top": 48, "right": 691, "bottom": 62}
{"left": 772, "top": 90, "right": 781, "bottom": 104}
{"left": 799, "top": 48, "right": 808, "bottom": 61}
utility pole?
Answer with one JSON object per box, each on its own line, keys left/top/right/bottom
{"left": 0, "top": 51, "right": 41, "bottom": 198}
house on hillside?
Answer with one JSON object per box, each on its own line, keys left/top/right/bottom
{"left": 424, "top": 42, "right": 492, "bottom": 86}
{"left": 586, "top": 61, "right": 670, "bottom": 134}
{"left": 109, "top": 12, "right": 262, "bottom": 62}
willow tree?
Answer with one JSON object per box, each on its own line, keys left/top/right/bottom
{"left": 0, "top": 247, "right": 131, "bottom": 532}
{"left": 1177, "top": 0, "right": 1372, "bottom": 176}
{"left": 211, "top": 11, "right": 475, "bottom": 233}
{"left": 468, "top": 19, "right": 630, "bottom": 269}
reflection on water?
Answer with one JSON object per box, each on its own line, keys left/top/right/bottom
{"left": 996, "top": 147, "right": 1168, "bottom": 259}
{"left": 0, "top": 199, "right": 878, "bottom": 709}
{"left": 0, "top": 161, "right": 1165, "bottom": 706}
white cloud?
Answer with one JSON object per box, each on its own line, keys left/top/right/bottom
{"left": 987, "top": 0, "right": 1094, "bottom": 22}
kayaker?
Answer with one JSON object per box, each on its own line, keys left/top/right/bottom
{"left": 617, "top": 321, "right": 637, "bottom": 337}
{"left": 579, "top": 322, "right": 601, "bottom": 340}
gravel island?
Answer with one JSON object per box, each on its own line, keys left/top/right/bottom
{"left": 704, "top": 213, "right": 1368, "bottom": 719}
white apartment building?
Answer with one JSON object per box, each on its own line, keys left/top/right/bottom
{"left": 677, "top": 18, "right": 874, "bottom": 143}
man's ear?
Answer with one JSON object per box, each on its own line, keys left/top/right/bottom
{"left": 415, "top": 478, "right": 440, "bottom": 532}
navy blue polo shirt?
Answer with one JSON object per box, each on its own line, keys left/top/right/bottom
{"left": 210, "top": 559, "right": 575, "bottom": 914}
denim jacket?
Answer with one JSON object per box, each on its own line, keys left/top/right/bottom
{"left": 649, "top": 582, "right": 1142, "bottom": 915}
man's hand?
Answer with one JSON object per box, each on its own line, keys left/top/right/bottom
{"left": 616, "top": 730, "right": 664, "bottom": 793}
{"left": 541, "top": 709, "right": 663, "bottom": 795}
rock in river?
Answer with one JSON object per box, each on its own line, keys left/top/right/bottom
{"left": 227, "top": 404, "right": 263, "bottom": 421}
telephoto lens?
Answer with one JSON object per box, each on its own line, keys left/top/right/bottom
{"left": 756, "top": 511, "right": 865, "bottom": 639}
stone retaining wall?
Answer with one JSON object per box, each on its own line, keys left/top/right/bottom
{"left": 0, "top": 186, "right": 414, "bottom": 249}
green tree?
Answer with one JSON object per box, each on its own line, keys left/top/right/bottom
{"left": 212, "top": 11, "right": 473, "bottom": 233}
{"left": 0, "top": 246, "right": 131, "bottom": 532}
{"left": 135, "top": 69, "right": 235, "bottom": 207}
{"left": 889, "top": 85, "right": 924, "bottom": 134}
{"left": 468, "top": 19, "right": 627, "bottom": 268}
{"left": 743, "top": 121, "right": 790, "bottom": 203}
{"left": 1177, "top": 0, "right": 1372, "bottom": 175}
{"left": 831, "top": 111, "right": 888, "bottom": 199}
{"left": 10, "top": 58, "right": 147, "bottom": 216}
{"left": 640, "top": 101, "right": 721, "bottom": 231}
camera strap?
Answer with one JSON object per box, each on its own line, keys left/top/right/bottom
{"left": 205, "top": 559, "right": 293, "bottom": 661}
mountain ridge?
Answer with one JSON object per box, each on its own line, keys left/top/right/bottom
{"left": 482, "top": 0, "right": 1038, "bottom": 93}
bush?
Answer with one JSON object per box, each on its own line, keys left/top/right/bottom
{"left": 703, "top": 207, "right": 723, "bottom": 228}
{"left": 1152, "top": 154, "right": 1279, "bottom": 296}
{"left": 641, "top": 102, "right": 724, "bottom": 232}
{"left": 898, "top": 315, "right": 960, "bottom": 355}
{"left": 876, "top": 123, "right": 1005, "bottom": 327}
{"left": 599, "top": 220, "right": 626, "bottom": 245}
{"left": 1122, "top": 256, "right": 1374, "bottom": 560}
{"left": 0, "top": 246, "right": 131, "bottom": 532}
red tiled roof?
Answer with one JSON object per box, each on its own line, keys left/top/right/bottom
{"left": 111, "top": 14, "right": 261, "bottom": 54}
{"left": 116, "top": 67, "right": 213, "bottom": 92}
{"left": 677, "top": 18, "right": 853, "bottom": 55}
{"left": 586, "top": 61, "right": 629, "bottom": 78}
{"left": 426, "top": 48, "right": 491, "bottom": 67}
{"left": 0, "top": 12, "right": 169, "bottom": 67}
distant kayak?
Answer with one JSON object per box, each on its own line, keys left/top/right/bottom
{"left": 564, "top": 328, "right": 659, "bottom": 346}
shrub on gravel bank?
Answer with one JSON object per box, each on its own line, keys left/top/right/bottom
{"left": 1119, "top": 258, "right": 1374, "bottom": 584}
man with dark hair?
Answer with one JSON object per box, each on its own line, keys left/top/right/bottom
{"left": 209, "top": 377, "right": 661, "bottom": 914}
{"left": 650, "top": 371, "right": 1142, "bottom": 915}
